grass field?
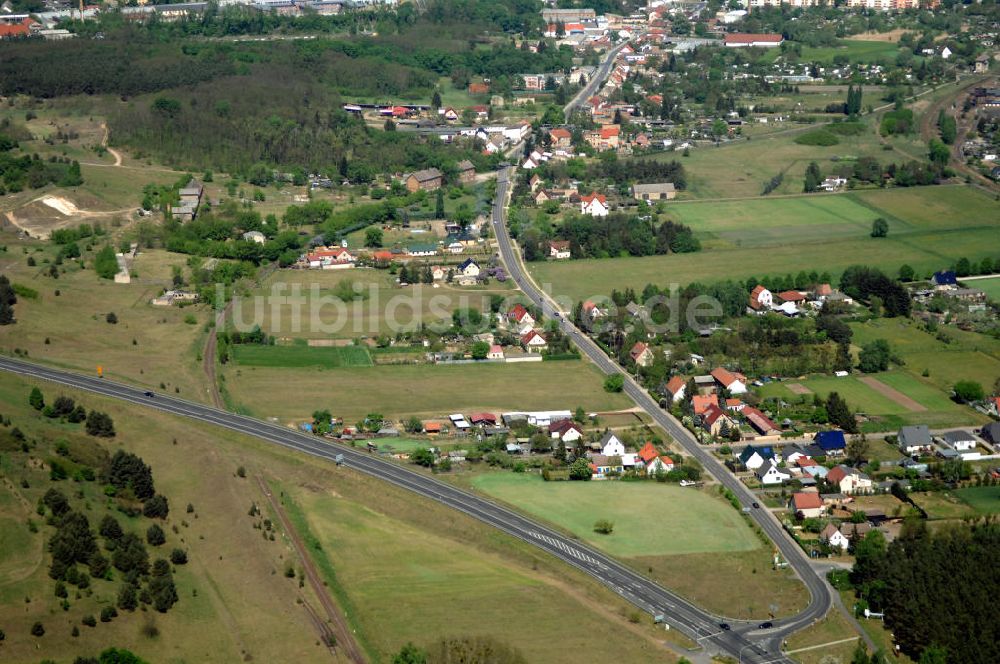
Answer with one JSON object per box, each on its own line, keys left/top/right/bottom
{"left": 784, "top": 609, "right": 861, "bottom": 664}
{"left": 909, "top": 491, "right": 979, "bottom": 520}
{"left": 530, "top": 186, "right": 1000, "bottom": 302}
{"left": 231, "top": 344, "right": 373, "bottom": 368}
{"left": 473, "top": 474, "right": 758, "bottom": 556}
{"left": 970, "top": 276, "right": 1000, "bottom": 302}
{"left": 0, "top": 242, "right": 211, "bottom": 402}
{"left": 223, "top": 361, "right": 633, "bottom": 422}
{"left": 769, "top": 39, "right": 906, "bottom": 65}
{"left": 953, "top": 486, "right": 1000, "bottom": 515}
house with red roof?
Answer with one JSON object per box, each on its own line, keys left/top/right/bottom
{"left": 692, "top": 393, "right": 718, "bottom": 416}
{"left": 521, "top": 329, "right": 548, "bottom": 352}
{"left": 506, "top": 304, "right": 535, "bottom": 334}
{"left": 0, "top": 17, "right": 36, "bottom": 39}
{"left": 546, "top": 240, "right": 571, "bottom": 260}
{"left": 826, "top": 465, "right": 873, "bottom": 495}
{"left": 711, "top": 367, "right": 747, "bottom": 395}
{"left": 742, "top": 406, "right": 779, "bottom": 436}
{"left": 422, "top": 421, "right": 443, "bottom": 434}
{"left": 629, "top": 342, "right": 654, "bottom": 368}
{"left": 748, "top": 285, "right": 773, "bottom": 313}
{"left": 580, "top": 192, "right": 609, "bottom": 217}
{"left": 701, "top": 404, "right": 735, "bottom": 436}
{"left": 548, "top": 127, "right": 572, "bottom": 148}
{"left": 790, "top": 491, "right": 824, "bottom": 518}
{"left": 305, "top": 247, "right": 356, "bottom": 269}
{"left": 549, "top": 419, "right": 583, "bottom": 443}
{"left": 647, "top": 455, "right": 676, "bottom": 475}
{"left": 662, "top": 375, "right": 686, "bottom": 403}
{"left": 776, "top": 290, "right": 806, "bottom": 304}
{"left": 637, "top": 441, "right": 659, "bottom": 464}
{"left": 724, "top": 33, "right": 783, "bottom": 48}
{"left": 584, "top": 125, "right": 620, "bottom": 151}
{"left": 469, "top": 413, "right": 497, "bottom": 426}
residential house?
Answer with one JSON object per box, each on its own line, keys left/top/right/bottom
{"left": 783, "top": 446, "right": 811, "bottom": 466}
{"left": 981, "top": 422, "right": 1000, "bottom": 446}
{"left": 776, "top": 290, "right": 806, "bottom": 306}
{"left": 839, "top": 522, "right": 872, "bottom": 543}
{"left": 739, "top": 444, "right": 778, "bottom": 470}
{"left": 405, "top": 243, "right": 438, "bottom": 258}
{"left": 898, "top": 425, "right": 933, "bottom": 455}
{"left": 507, "top": 304, "right": 535, "bottom": 332}
{"left": 630, "top": 342, "right": 655, "bottom": 368}
{"left": 711, "top": 367, "right": 748, "bottom": 395}
{"left": 486, "top": 344, "right": 504, "bottom": 360}
{"left": 725, "top": 398, "right": 745, "bottom": 412}
{"left": 430, "top": 265, "right": 447, "bottom": 281}
{"left": 637, "top": 441, "right": 659, "bottom": 465}
{"left": 580, "top": 192, "right": 609, "bottom": 217}
{"left": 457, "top": 258, "right": 481, "bottom": 278}
{"left": 456, "top": 160, "right": 476, "bottom": 183}
{"left": 549, "top": 127, "right": 573, "bottom": 149}
{"left": 798, "top": 458, "right": 828, "bottom": 479}
{"left": 756, "top": 460, "right": 791, "bottom": 485}
{"left": 404, "top": 168, "right": 444, "bottom": 192}
{"left": 549, "top": 419, "right": 584, "bottom": 443}
{"left": 647, "top": 456, "right": 676, "bottom": 475}
{"left": 742, "top": 406, "right": 780, "bottom": 436}
{"left": 931, "top": 270, "right": 958, "bottom": 290}
{"left": 815, "top": 430, "right": 847, "bottom": 457}
{"left": 820, "top": 523, "right": 849, "bottom": 551}
{"left": 701, "top": 404, "right": 735, "bottom": 436}
{"left": 631, "top": 182, "right": 677, "bottom": 201}
{"left": 547, "top": 240, "right": 571, "bottom": 259}
{"left": 826, "top": 465, "right": 873, "bottom": 495}
{"left": 422, "top": 421, "right": 444, "bottom": 435}
{"left": 590, "top": 454, "right": 624, "bottom": 479}
{"left": 941, "top": 430, "right": 977, "bottom": 451}
{"left": 528, "top": 174, "right": 543, "bottom": 192}
{"left": 790, "top": 491, "right": 824, "bottom": 518}
{"left": 441, "top": 107, "right": 459, "bottom": 121}
{"left": 599, "top": 431, "right": 626, "bottom": 457}
{"left": 521, "top": 329, "right": 548, "bottom": 352}
{"left": 585, "top": 125, "right": 620, "bottom": 151}
{"left": 692, "top": 393, "right": 719, "bottom": 416}
{"left": 306, "top": 247, "right": 356, "bottom": 268}
{"left": 748, "top": 285, "right": 773, "bottom": 313}
{"left": 662, "top": 375, "right": 686, "bottom": 403}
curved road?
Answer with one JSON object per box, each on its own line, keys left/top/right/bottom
{"left": 490, "top": 167, "right": 836, "bottom": 660}
{"left": 1, "top": 354, "right": 788, "bottom": 663}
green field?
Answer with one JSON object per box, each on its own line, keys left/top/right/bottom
{"left": 530, "top": 186, "right": 1000, "bottom": 302}
{"left": 954, "top": 486, "right": 1000, "bottom": 515}
{"left": 224, "top": 361, "right": 633, "bottom": 422}
{"left": 909, "top": 491, "right": 979, "bottom": 520}
{"left": 231, "top": 344, "right": 373, "bottom": 367}
{"left": 763, "top": 39, "right": 905, "bottom": 65}
{"left": 472, "top": 474, "right": 758, "bottom": 557}
{"left": 971, "top": 276, "right": 1000, "bottom": 302}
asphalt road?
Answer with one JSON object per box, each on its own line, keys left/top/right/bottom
{"left": 490, "top": 167, "right": 835, "bottom": 661}
{"left": 1, "top": 355, "right": 785, "bottom": 663}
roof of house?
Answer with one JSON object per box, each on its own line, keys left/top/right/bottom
{"left": 742, "top": 406, "right": 778, "bottom": 434}
{"left": 457, "top": 258, "right": 479, "bottom": 270}
{"left": 581, "top": 192, "right": 607, "bottom": 205}
{"left": 739, "top": 444, "right": 776, "bottom": 463}
{"left": 548, "top": 239, "right": 570, "bottom": 250}
{"left": 630, "top": 341, "right": 649, "bottom": 359}
{"left": 711, "top": 367, "right": 744, "bottom": 388}
{"left": 549, "top": 419, "right": 582, "bottom": 435}
{"left": 820, "top": 523, "right": 842, "bottom": 541}
{"left": 508, "top": 303, "right": 532, "bottom": 322}
{"left": 815, "top": 430, "right": 846, "bottom": 450}
{"left": 632, "top": 182, "right": 676, "bottom": 195}
{"left": 815, "top": 283, "right": 833, "bottom": 297}
{"left": 749, "top": 284, "right": 769, "bottom": 310}
{"left": 638, "top": 441, "right": 659, "bottom": 463}
{"left": 423, "top": 421, "right": 443, "bottom": 432}
{"left": 407, "top": 167, "right": 443, "bottom": 183}
{"left": 724, "top": 32, "right": 783, "bottom": 45}
{"left": 899, "top": 424, "right": 932, "bottom": 447}
{"left": 456, "top": 159, "right": 475, "bottom": 171}
{"left": 792, "top": 492, "right": 823, "bottom": 511}
{"left": 692, "top": 394, "right": 718, "bottom": 415}
{"left": 932, "top": 270, "right": 958, "bottom": 285}
{"left": 702, "top": 403, "right": 728, "bottom": 426}
{"left": 651, "top": 455, "right": 675, "bottom": 467}
{"left": 549, "top": 127, "right": 572, "bottom": 140}
{"left": 942, "top": 430, "right": 976, "bottom": 444}
{"left": 0, "top": 17, "right": 34, "bottom": 37}
{"left": 828, "top": 464, "right": 869, "bottom": 484}
{"left": 982, "top": 422, "right": 1000, "bottom": 443}
{"left": 521, "top": 329, "right": 546, "bottom": 344}
{"left": 599, "top": 125, "right": 620, "bottom": 139}
{"left": 665, "top": 375, "right": 686, "bottom": 396}
{"left": 469, "top": 412, "right": 497, "bottom": 423}
{"left": 776, "top": 290, "right": 806, "bottom": 303}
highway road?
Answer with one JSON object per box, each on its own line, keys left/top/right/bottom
{"left": 1, "top": 354, "right": 784, "bottom": 663}
{"left": 490, "top": 166, "right": 836, "bottom": 661}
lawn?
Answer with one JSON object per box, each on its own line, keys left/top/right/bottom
{"left": 953, "top": 486, "right": 1000, "bottom": 515}
{"left": 973, "top": 276, "right": 1000, "bottom": 302}
{"left": 909, "top": 491, "right": 979, "bottom": 520}
{"left": 530, "top": 186, "right": 1000, "bottom": 302}
{"left": 472, "top": 474, "right": 758, "bottom": 557}
{"left": 223, "top": 361, "right": 633, "bottom": 422}
{"left": 289, "top": 486, "right": 673, "bottom": 663}
{"left": 784, "top": 609, "right": 861, "bottom": 664}
{"left": 231, "top": 344, "right": 373, "bottom": 368}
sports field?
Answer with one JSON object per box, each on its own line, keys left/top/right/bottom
{"left": 231, "top": 344, "right": 373, "bottom": 368}
{"left": 530, "top": 186, "right": 1000, "bottom": 302}
{"left": 472, "top": 474, "right": 758, "bottom": 557}
{"left": 223, "top": 361, "right": 633, "bottom": 422}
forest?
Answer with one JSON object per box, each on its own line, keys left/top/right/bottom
{"left": 850, "top": 520, "right": 1000, "bottom": 664}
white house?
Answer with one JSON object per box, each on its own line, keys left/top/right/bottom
{"left": 755, "top": 460, "right": 791, "bottom": 485}
{"left": 820, "top": 523, "right": 849, "bottom": 551}
{"left": 827, "top": 465, "right": 873, "bottom": 495}
{"left": 599, "top": 431, "right": 626, "bottom": 457}
{"left": 457, "top": 258, "right": 481, "bottom": 278}
{"left": 749, "top": 285, "right": 773, "bottom": 313}
{"left": 647, "top": 456, "right": 675, "bottom": 475}
{"left": 580, "top": 192, "right": 609, "bottom": 217}
{"left": 549, "top": 419, "right": 583, "bottom": 443}
{"left": 898, "top": 425, "right": 933, "bottom": 455}
{"left": 710, "top": 367, "right": 747, "bottom": 395}
{"left": 941, "top": 430, "right": 977, "bottom": 451}
{"left": 487, "top": 344, "right": 504, "bottom": 360}
{"left": 521, "top": 329, "right": 548, "bottom": 352}
{"left": 430, "top": 265, "right": 447, "bottom": 281}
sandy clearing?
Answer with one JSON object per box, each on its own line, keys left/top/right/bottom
{"left": 38, "top": 195, "right": 80, "bottom": 216}
{"left": 787, "top": 383, "right": 813, "bottom": 395}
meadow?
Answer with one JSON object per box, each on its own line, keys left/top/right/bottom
{"left": 472, "top": 473, "right": 809, "bottom": 619}
{"left": 971, "top": 276, "right": 1000, "bottom": 302}
{"left": 222, "top": 361, "right": 633, "bottom": 423}
{"left": 530, "top": 186, "right": 1000, "bottom": 302}
{"left": 231, "top": 343, "right": 373, "bottom": 368}
{"left": 953, "top": 486, "right": 1000, "bottom": 516}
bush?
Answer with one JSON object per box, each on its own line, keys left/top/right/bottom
{"left": 952, "top": 380, "right": 984, "bottom": 403}
{"left": 82, "top": 614, "right": 97, "bottom": 627}
{"left": 169, "top": 548, "right": 188, "bottom": 565}
{"left": 603, "top": 374, "right": 624, "bottom": 392}
{"left": 31, "top": 621, "right": 44, "bottom": 636}
{"left": 794, "top": 130, "right": 839, "bottom": 146}
{"left": 593, "top": 519, "right": 614, "bottom": 534}
{"left": 100, "top": 606, "right": 117, "bottom": 622}
{"left": 146, "top": 524, "right": 166, "bottom": 546}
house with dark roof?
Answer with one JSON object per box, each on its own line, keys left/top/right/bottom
{"left": 738, "top": 444, "right": 778, "bottom": 470}
{"left": 404, "top": 168, "right": 443, "bottom": 192}
{"left": 898, "top": 425, "right": 933, "bottom": 454}
{"left": 456, "top": 159, "right": 476, "bottom": 183}
{"left": 931, "top": 270, "right": 958, "bottom": 290}
{"left": 701, "top": 404, "right": 734, "bottom": 436}
{"left": 941, "top": 430, "right": 977, "bottom": 451}
{"left": 981, "top": 422, "right": 1000, "bottom": 446}
{"left": 549, "top": 419, "right": 583, "bottom": 443}
{"left": 814, "top": 430, "right": 846, "bottom": 456}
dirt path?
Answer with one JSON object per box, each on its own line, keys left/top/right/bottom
{"left": 858, "top": 376, "right": 926, "bottom": 412}
{"left": 203, "top": 299, "right": 234, "bottom": 409}
{"left": 256, "top": 476, "right": 367, "bottom": 664}
{"left": 99, "top": 123, "right": 123, "bottom": 167}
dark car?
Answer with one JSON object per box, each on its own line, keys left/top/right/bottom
{"left": 719, "top": 623, "right": 731, "bottom": 631}
{"left": 758, "top": 621, "right": 773, "bottom": 629}
{"left": 143, "top": 391, "right": 154, "bottom": 397}
{"left": 752, "top": 502, "right": 760, "bottom": 509}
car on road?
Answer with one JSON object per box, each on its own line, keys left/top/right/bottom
{"left": 719, "top": 623, "right": 730, "bottom": 631}
{"left": 752, "top": 502, "right": 760, "bottom": 508}
{"left": 143, "top": 391, "right": 154, "bottom": 397}
{"left": 758, "top": 621, "right": 773, "bottom": 629}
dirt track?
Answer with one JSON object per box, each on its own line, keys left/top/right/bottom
{"left": 858, "top": 376, "right": 926, "bottom": 412}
